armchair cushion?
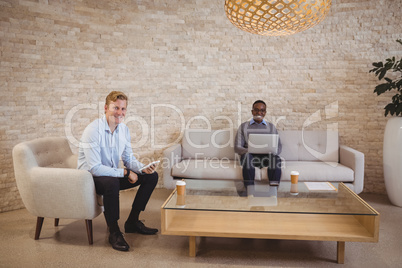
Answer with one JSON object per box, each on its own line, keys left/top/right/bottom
{"left": 260, "top": 161, "right": 354, "bottom": 182}
{"left": 182, "top": 129, "right": 236, "bottom": 160}
{"left": 172, "top": 159, "right": 242, "bottom": 180}
{"left": 30, "top": 167, "right": 100, "bottom": 219}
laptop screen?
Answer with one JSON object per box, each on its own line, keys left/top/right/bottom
{"left": 248, "top": 134, "right": 279, "bottom": 154}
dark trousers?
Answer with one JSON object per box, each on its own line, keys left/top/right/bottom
{"left": 240, "top": 153, "right": 281, "bottom": 186}
{"left": 93, "top": 172, "right": 158, "bottom": 226}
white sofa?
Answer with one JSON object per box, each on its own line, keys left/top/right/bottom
{"left": 162, "top": 129, "right": 365, "bottom": 194}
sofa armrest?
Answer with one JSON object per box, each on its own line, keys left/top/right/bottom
{"left": 339, "top": 145, "right": 365, "bottom": 194}
{"left": 29, "top": 167, "right": 101, "bottom": 219}
{"left": 162, "top": 144, "right": 182, "bottom": 189}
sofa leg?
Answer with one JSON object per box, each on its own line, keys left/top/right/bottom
{"left": 54, "top": 218, "right": 59, "bottom": 227}
{"left": 85, "top": 220, "right": 93, "bottom": 245}
{"left": 35, "top": 217, "right": 44, "bottom": 240}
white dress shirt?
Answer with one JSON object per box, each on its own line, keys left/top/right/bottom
{"left": 77, "top": 115, "right": 144, "bottom": 177}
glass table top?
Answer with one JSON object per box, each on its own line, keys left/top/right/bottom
{"left": 163, "top": 179, "right": 378, "bottom": 216}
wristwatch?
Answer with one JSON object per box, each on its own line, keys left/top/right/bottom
{"left": 124, "top": 168, "right": 130, "bottom": 178}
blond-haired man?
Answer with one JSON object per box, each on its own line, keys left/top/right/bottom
{"left": 78, "top": 91, "right": 158, "bottom": 251}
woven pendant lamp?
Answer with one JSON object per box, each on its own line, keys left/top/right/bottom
{"left": 224, "top": 0, "right": 332, "bottom": 36}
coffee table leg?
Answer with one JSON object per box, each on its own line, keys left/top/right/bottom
{"left": 189, "top": 236, "right": 196, "bottom": 257}
{"left": 337, "top": 241, "right": 345, "bottom": 264}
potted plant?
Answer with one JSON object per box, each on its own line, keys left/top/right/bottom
{"left": 370, "top": 39, "right": 402, "bottom": 207}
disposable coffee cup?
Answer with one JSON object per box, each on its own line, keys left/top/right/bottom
{"left": 176, "top": 194, "right": 186, "bottom": 207}
{"left": 291, "top": 171, "right": 299, "bottom": 184}
{"left": 290, "top": 171, "right": 299, "bottom": 195}
{"left": 176, "top": 180, "right": 186, "bottom": 195}
{"left": 290, "top": 183, "right": 299, "bottom": 195}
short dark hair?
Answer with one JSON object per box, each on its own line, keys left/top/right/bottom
{"left": 252, "top": 100, "right": 266, "bottom": 109}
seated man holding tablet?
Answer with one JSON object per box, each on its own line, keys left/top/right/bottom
{"left": 78, "top": 91, "right": 159, "bottom": 252}
{"left": 235, "top": 100, "right": 282, "bottom": 187}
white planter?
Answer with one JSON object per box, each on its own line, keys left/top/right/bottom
{"left": 383, "top": 117, "right": 402, "bottom": 207}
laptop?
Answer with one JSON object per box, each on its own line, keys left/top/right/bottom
{"left": 248, "top": 133, "right": 279, "bottom": 154}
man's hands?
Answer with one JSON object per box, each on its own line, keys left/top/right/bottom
{"left": 141, "top": 164, "right": 157, "bottom": 174}
{"left": 125, "top": 168, "right": 138, "bottom": 184}
{"left": 124, "top": 164, "right": 157, "bottom": 184}
{"left": 127, "top": 172, "right": 138, "bottom": 184}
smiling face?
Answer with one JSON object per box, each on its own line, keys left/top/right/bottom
{"left": 251, "top": 102, "right": 266, "bottom": 124}
{"left": 104, "top": 99, "right": 127, "bottom": 129}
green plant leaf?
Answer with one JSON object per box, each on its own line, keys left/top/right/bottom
{"left": 385, "top": 61, "right": 394, "bottom": 70}
{"left": 396, "top": 79, "right": 402, "bottom": 90}
{"left": 372, "top": 62, "right": 383, "bottom": 68}
{"left": 379, "top": 69, "right": 387, "bottom": 80}
{"left": 374, "top": 83, "right": 392, "bottom": 94}
{"left": 396, "top": 104, "right": 402, "bottom": 116}
{"left": 397, "top": 60, "right": 402, "bottom": 70}
{"left": 384, "top": 103, "right": 395, "bottom": 116}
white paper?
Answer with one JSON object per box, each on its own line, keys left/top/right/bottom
{"left": 304, "top": 182, "right": 337, "bottom": 191}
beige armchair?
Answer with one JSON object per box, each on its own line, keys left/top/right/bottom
{"left": 12, "top": 137, "right": 102, "bottom": 244}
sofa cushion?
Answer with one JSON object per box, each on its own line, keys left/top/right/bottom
{"left": 259, "top": 161, "right": 354, "bottom": 182}
{"left": 279, "top": 130, "right": 339, "bottom": 162}
{"left": 182, "top": 129, "right": 236, "bottom": 160}
{"left": 172, "top": 159, "right": 242, "bottom": 180}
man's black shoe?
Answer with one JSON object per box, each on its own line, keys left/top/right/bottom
{"left": 109, "top": 231, "right": 130, "bottom": 251}
{"left": 125, "top": 221, "right": 158, "bottom": 235}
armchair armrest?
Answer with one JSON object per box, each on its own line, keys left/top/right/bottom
{"left": 162, "top": 144, "right": 182, "bottom": 189}
{"left": 30, "top": 167, "right": 101, "bottom": 219}
{"left": 339, "top": 145, "right": 365, "bottom": 194}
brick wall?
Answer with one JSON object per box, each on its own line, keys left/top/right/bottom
{"left": 1, "top": 0, "right": 401, "bottom": 212}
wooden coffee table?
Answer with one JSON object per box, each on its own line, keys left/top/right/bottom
{"left": 161, "top": 180, "right": 379, "bottom": 264}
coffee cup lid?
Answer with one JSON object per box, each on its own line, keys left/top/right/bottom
{"left": 291, "top": 171, "right": 299, "bottom": 175}
{"left": 176, "top": 180, "right": 186, "bottom": 186}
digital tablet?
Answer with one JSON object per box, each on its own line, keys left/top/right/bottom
{"left": 139, "top": 160, "right": 160, "bottom": 172}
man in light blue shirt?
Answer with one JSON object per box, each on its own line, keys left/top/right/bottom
{"left": 78, "top": 91, "right": 158, "bottom": 252}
